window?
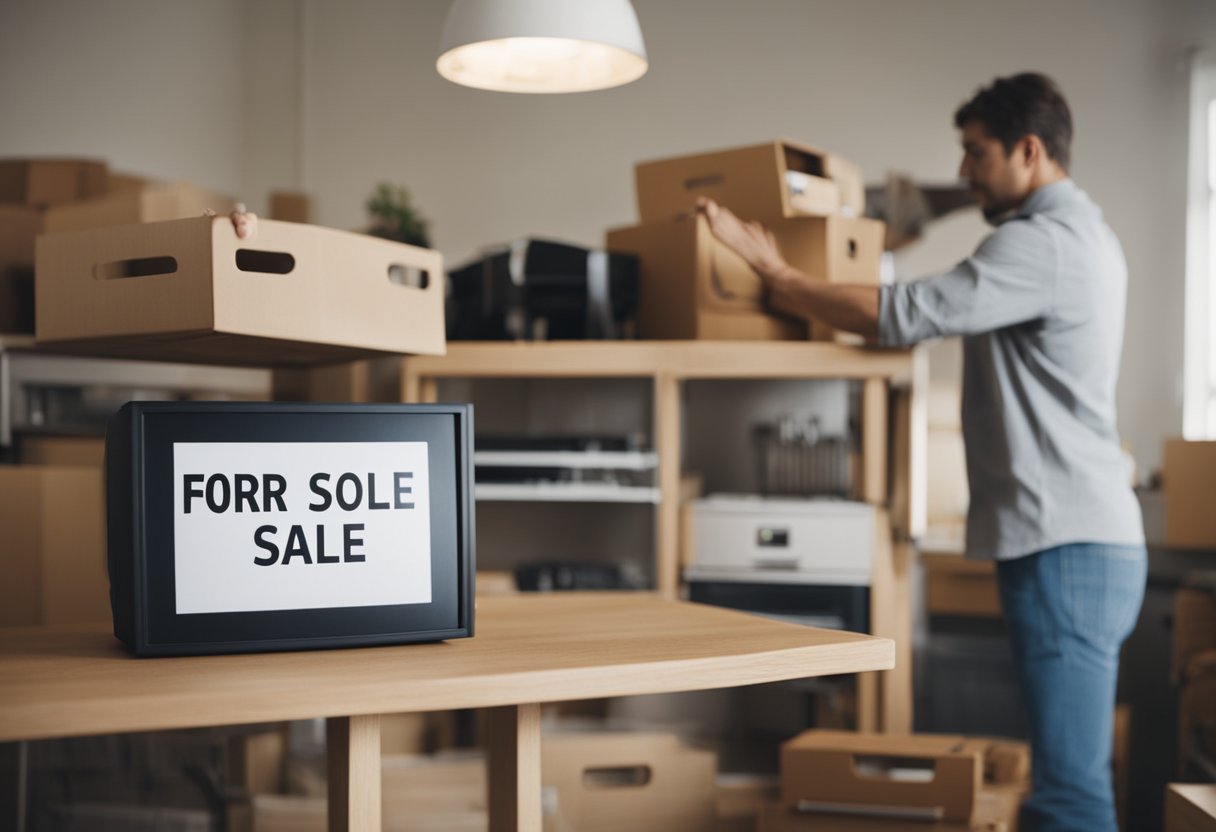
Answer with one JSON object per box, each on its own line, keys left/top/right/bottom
{"left": 1184, "top": 50, "right": 1216, "bottom": 439}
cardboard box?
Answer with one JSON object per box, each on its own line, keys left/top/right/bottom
{"left": 542, "top": 732, "right": 717, "bottom": 832}
{"left": 716, "top": 773, "right": 781, "bottom": 832}
{"left": 1, "top": 181, "right": 234, "bottom": 334}
{"left": 41, "top": 180, "right": 235, "bottom": 234}
{"left": 36, "top": 215, "right": 446, "bottom": 367}
{"left": 245, "top": 753, "right": 486, "bottom": 832}
{"left": 606, "top": 213, "right": 881, "bottom": 341}
{"left": 269, "top": 191, "right": 313, "bottom": 224}
{"left": 1166, "top": 783, "right": 1216, "bottom": 832}
{"left": 635, "top": 139, "right": 865, "bottom": 224}
{"left": 229, "top": 727, "right": 288, "bottom": 796}
{"left": 0, "top": 159, "right": 108, "bottom": 206}
{"left": 780, "top": 731, "right": 1028, "bottom": 825}
{"left": 0, "top": 464, "right": 109, "bottom": 627}
{"left": 756, "top": 785, "right": 1022, "bottom": 831}
{"left": 1163, "top": 439, "right": 1216, "bottom": 549}
{"left": 16, "top": 434, "right": 106, "bottom": 467}
{"left": 923, "top": 555, "right": 1001, "bottom": 618}
{"left": 0, "top": 204, "right": 43, "bottom": 332}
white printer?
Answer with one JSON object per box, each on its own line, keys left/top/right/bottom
{"left": 685, "top": 495, "right": 874, "bottom": 586}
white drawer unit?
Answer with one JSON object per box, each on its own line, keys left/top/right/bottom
{"left": 686, "top": 495, "right": 874, "bottom": 586}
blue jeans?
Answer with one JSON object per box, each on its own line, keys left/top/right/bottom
{"left": 996, "top": 543, "right": 1146, "bottom": 832}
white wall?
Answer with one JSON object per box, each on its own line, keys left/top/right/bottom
{"left": 1, "top": 0, "right": 1212, "bottom": 473}
{"left": 0, "top": 0, "right": 248, "bottom": 195}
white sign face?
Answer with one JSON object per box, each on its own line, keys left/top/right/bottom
{"left": 173, "top": 442, "right": 432, "bottom": 615}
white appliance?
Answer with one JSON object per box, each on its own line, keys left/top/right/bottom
{"left": 685, "top": 495, "right": 874, "bottom": 586}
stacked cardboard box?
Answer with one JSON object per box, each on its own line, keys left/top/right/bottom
{"left": 607, "top": 139, "right": 885, "bottom": 341}
{"left": 757, "top": 730, "right": 1027, "bottom": 832}
{"left": 0, "top": 159, "right": 235, "bottom": 334}
{"left": 0, "top": 464, "right": 109, "bottom": 627}
{"left": 1162, "top": 439, "right": 1216, "bottom": 549}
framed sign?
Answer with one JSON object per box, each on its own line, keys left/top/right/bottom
{"left": 106, "top": 402, "right": 475, "bottom": 656}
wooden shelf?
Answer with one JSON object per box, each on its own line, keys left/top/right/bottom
{"left": 404, "top": 340, "right": 917, "bottom": 383}
{"left": 402, "top": 339, "right": 927, "bottom": 734}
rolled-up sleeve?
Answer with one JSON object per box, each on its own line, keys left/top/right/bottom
{"left": 878, "top": 218, "right": 1057, "bottom": 348}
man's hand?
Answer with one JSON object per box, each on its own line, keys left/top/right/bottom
{"left": 695, "top": 197, "right": 789, "bottom": 286}
{"left": 204, "top": 203, "right": 258, "bottom": 240}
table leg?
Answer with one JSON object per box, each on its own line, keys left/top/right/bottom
{"left": 327, "top": 714, "right": 381, "bottom": 832}
{"left": 487, "top": 703, "right": 542, "bottom": 832}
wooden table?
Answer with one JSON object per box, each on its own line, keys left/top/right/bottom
{"left": 0, "top": 594, "right": 893, "bottom": 831}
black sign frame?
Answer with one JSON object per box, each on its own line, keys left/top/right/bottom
{"left": 106, "top": 401, "right": 475, "bottom": 656}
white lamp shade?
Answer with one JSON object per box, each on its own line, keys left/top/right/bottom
{"left": 437, "top": 0, "right": 648, "bottom": 93}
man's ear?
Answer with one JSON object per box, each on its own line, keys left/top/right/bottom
{"left": 1019, "top": 135, "right": 1044, "bottom": 168}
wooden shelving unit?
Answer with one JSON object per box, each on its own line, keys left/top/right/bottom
{"left": 402, "top": 340, "right": 928, "bottom": 732}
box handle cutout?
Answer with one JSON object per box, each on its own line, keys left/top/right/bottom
{"left": 235, "top": 249, "right": 296, "bottom": 274}
{"left": 388, "top": 264, "right": 430, "bottom": 289}
{"left": 95, "top": 256, "right": 179, "bottom": 280}
{"left": 847, "top": 239, "right": 858, "bottom": 259}
{"left": 582, "top": 765, "right": 652, "bottom": 789}
{"left": 684, "top": 174, "right": 725, "bottom": 191}
{"left": 784, "top": 147, "right": 826, "bottom": 177}
{"left": 849, "top": 754, "right": 938, "bottom": 784}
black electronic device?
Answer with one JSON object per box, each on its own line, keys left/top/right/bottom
{"left": 105, "top": 402, "right": 475, "bottom": 656}
{"left": 446, "top": 238, "right": 639, "bottom": 340}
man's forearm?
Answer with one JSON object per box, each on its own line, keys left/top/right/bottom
{"left": 766, "top": 264, "right": 881, "bottom": 339}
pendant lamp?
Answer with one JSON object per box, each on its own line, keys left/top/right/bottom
{"left": 437, "top": 0, "right": 647, "bottom": 94}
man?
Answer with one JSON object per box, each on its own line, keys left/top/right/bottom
{"left": 699, "top": 73, "right": 1146, "bottom": 832}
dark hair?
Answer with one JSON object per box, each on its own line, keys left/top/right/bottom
{"left": 954, "top": 73, "right": 1073, "bottom": 171}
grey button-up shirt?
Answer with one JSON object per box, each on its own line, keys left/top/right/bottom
{"left": 879, "top": 179, "right": 1144, "bottom": 561}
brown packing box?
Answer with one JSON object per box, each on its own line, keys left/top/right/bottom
{"left": 0, "top": 204, "right": 42, "bottom": 332}
{"left": 243, "top": 753, "right": 486, "bottom": 832}
{"left": 0, "top": 159, "right": 108, "bottom": 206}
{"left": 1163, "top": 439, "right": 1216, "bottom": 549}
{"left": 766, "top": 214, "right": 885, "bottom": 342}
{"left": 780, "top": 731, "right": 1028, "bottom": 825}
{"left": 0, "top": 465, "right": 109, "bottom": 627}
{"left": 635, "top": 139, "right": 865, "bottom": 224}
{"left": 542, "top": 732, "right": 717, "bottom": 832}
{"left": 269, "top": 191, "right": 313, "bottom": 224}
{"left": 36, "top": 215, "right": 446, "bottom": 367}
{"left": 606, "top": 213, "right": 882, "bottom": 341}
{"left": 1, "top": 180, "right": 235, "bottom": 334}
{"left": 17, "top": 434, "right": 106, "bottom": 467}
{"left": 756, "top": 785, "right": 1022, "bottom": 832}
{"left": 716, "top": 773, "right": 781, "bottom": 832}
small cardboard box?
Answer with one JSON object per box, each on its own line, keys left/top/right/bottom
{"left": 756, "top": 785, "right": 1022, "bottom": 831}
{"left": 36, "top": 215, "right": 446, "bottom": 366}
{"left": 606, "top": 213, "right": 881, "bottom": 341}
{"left": 16, "top": 434, "right": 106, "bottom": 467}
{"left": 40, "top": 179, "right": 235, "bottom": 234}
{"left": 0, "top": 464, "right": 109, "bottom": 627}
{"left": 1163, "top": 439, "right": 1216, "bottom": 549}
{"left": 635, "top": 139, "right": 865, "bottom": 224}
{"left": 542, "top": 732, "right": 717, "bottom": 832}
{"left": 780, "top": 731, "right": 1027, "bottom": 825}
{"left": 0, "top": 158, "right": 108, "bottom": 206}
{"left": 1, "top": 181, "right": 234, "bottom": 334}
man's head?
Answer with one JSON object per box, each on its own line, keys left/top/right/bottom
{"left": 954, "top": 73, "right": 1072, "bottom": 223}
